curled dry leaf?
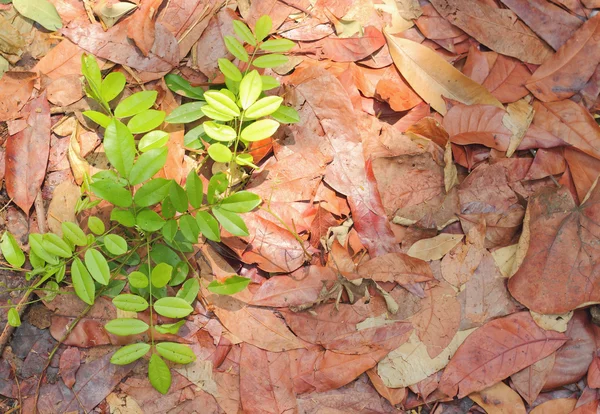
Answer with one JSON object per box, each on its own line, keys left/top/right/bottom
{"left": 508, "top": 185, "right": 600, "bottom": 313}
{"left": 407, "top": 233, "right": 464, "bottom": 261}
{"left": 526, "top": 14, "right": 600, "bottom": 102}
{"left": 469, "top": 381, "right": 526, "bottom": 414}
{"left": 438, "top": 311, "right": 567, "bottom": 398}
{"left": 429, "top": 0, "right": 553, "bottom": 65}
{"left": 384, "top": 30, "right": 503, "bottom": 115}
{"left": 5, "top": 93, "right": 51, "bottom": 214}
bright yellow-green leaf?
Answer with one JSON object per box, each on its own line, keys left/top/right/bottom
{"left": 113, "top": 294, "right": 149, "bottom": 312}
{"left": 254, "top": 15, "right": 272, "bottom": 42}
{"left": 1, "top": 232, "right": 25, "bottom": 268}
{"left": 239, "top": 70, "right": 262, "bottom": 110}
{"left": 252, "top": 54, "right": 288, "bottom": 69}
{"left": 111, "top": 343, "right": 150, "bottom": 365}
{"left": 241, "top": 119, "right": 280, "bottom": 141}
{"left": 204, "top": 91, "right": 240, "bottom": 117}
{"left": 207, "top": 143, "right": 232, "bottom": 163}
{"left": 149, "top": 354, "right": 171, "bottom": 394}
{"left": 244, "top": 96, "right": 283, "bottom": 119}
{"left": 218, "top": 58, "right": 242, "bottom": 82}
{"left": 203, "top": 121, "right": 237, "bottom": 142}
{"left": 71, "top": 258, "right": 95, "bottom": 305}
{"left": 13, "top": 0, "right": 62, "bottom": 31}
{"left": 104, "top": 318, "right": 149, "bottom": 336}
{"left": 224, "top": 36, "right": 249, "bottom": 62}
{"left": 85, "top": 248, "right": 111, "bottom": 285}
{"left": 233, "top": 20, "right": 256, "bottom": 46}
{"left": 156, "top": 342, "right": 196, "bottom": 364}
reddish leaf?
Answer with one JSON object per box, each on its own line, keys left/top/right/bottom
{"left": 0, "top": 72, "right": 36, "bottom": 122}
{"left": 5, "top": 93, "right": 51, "bottom": 214}
{"left": 33, "top": 40, "right": 86, "bottom": 81}
{"left": 127, "top": 0, "right": 165, "bottom": 56}
{"left": 394, "top": 102, "right": 431, "bottom": 132}
{"left": 511, "top": 353, "right": 556, "bottom": 405}
{"left": 411, "top": 281, "right": 461, "bottom": 359}
{"left": 438, "top": 312, "right": 567, "bottom": 398}
{"left": 375, "top": 65, "right": 422, "bottom": 111}
{"left": 358, "top": 252, "right": 434, "bottom": 286}
{"left": 62, "top": 20, "right": 179, "bottom": 73}
{"left": 59, "top": 347, "right": 81, "bottom": 389}
{"left": 499, "top": 0, "right": 582, "bottom": 50}
{"left": 589, "top": 355, "right": 600, "bottom": 388}
{"left": 194, "top": 8, "right": 237, "bottom": 79}
{"left": 508, "top": 185, "right": 600, "bottom": 313}
{"left": 525, "top": 148, "right": 566, "bottom": 181}
{"left": 366, "top": 368, "right": 407, "bottom": 406}
{"left": 526, "top": 14, "right": 600, "bottom": 102}
{"left": 240, "top": 343, "right": 297, "bottom": 414}
{"left": 249, "top": 266, "right": 337, "bottom": 307}
{"left": 415, "top": 3, "right": 465, "bottom": 40}
{"left": 441, "top": 220, "right": 485, "bottom": 287}
{"left": 321, "top": 26, "right": 386, "bottom": 62}
{"left": 483, "top": 55, "right": 532, "bottom": 103}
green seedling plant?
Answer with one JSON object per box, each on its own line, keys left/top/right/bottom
{"left": 0, "top": 14, "right": 299, "bottom": 395}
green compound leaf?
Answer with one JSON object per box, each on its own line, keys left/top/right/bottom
{"left": 220, "top": 191, "right": 261, "bottom": 213}
{"left": 149, "top": 354, "right": 171, "bottom": 394}
{"left": 218, "top": 58, "right": 242, "bottom": 82}
{"left": 155, "top": 320, "right": 185, "bottom": 334}
{"left": 113, "top": 294, "right": 149, "bottom": 312}
{"left": 115, "top": 90, "right": 158, "bottom": 118}
{"left": 84, "top": 248, "right": 111, "bottom": 285}
{"left": 165, "top": 74, "right": 204, "bottom": 100}
{"left": 90, "top": 180, "right": 133, "bottom": 208}
{"left": 134, "top": 178, "right": 172, "bottom": 207}
{"left": 136, "top": 209, "right": 165, "bottom": 232}
{"left": 128, "top": 147, "right": 168, "bottom": 185}
{"left": 207, "top": 143, "right": 232, "bottom": 163}
{"left": 7, "top": 308, "right": 21, "bottom": 328}
{"left": 204, "top": 91, "right": 240, "bottom": 118}
{"left": 239, "top": 70, "right": 262, "bottom": 110}
{"left": 203, "top": 121, "right": 237, "bottom": 142}
{"left": 156, "top": 342, "right": 196, "bottom": 364}
{"left": 212, "top": 207, "right": 249, "bottom": 236}
{"left": 244, "top": 96, "right": 283, "bottom": 119}
{"left": 101, "top": 72, "right": 126, "bottom": 103}
{"left": 241, "top": 119, "right": 280, "bottom": 142}
{"left": 185, "top": 169, "right": 204, "bottom": 209}
{"left": 104, "top": 234, "right": 128, "bottom": 255}
{"left": 111, "top": 209, "right": 136, "bottom": 227}
{"left": 207, "top": 275, "right": 251, "bottom": 295}
{"left": 71, "top": 258, "right": 95, "bottom": 305}
{"left": 224, "top": 35, "right": 249, "bottom": 62}
{"left": 169, "top": 182, "right": 188, "bottom": 213}
{"left": 176, "top": 278, "right": 199, "bottom": 304}
{"left": 259, "top": 38, "right": 295, "bottom": 52}
{"left": 104, "top": 119, "right": 135, "bottom": 178}
{"left": 83, "top": 111, "right": 111, "bottom": 128}
{"left": 13, "top": 0, "right": 62, "bottom": 31}
{"left": 151, "top": 262, "right": 173, "bottom": 288}
{"left": 110, "top": 342, "right": 150, "bottom": 365}
{"left": 139, "top": 130, "right": 169, "bottom": 152}
{"left": 87, "top": 216, "right": 106, "bottom": 235}
{"left": 127, "top": 109, "right": 166, "bottom": 134}
{"left": 61, "top": 222, "right": 87, "bottom": 247}
{"left": 252, "top": 54, "right": 288, "bottom": 69}
{"left": 271, "top": 105, "right": 300, "bottom": 124}
{"left": 165, "top": 101, "right": 205, "bottom": 124}
{"left": 153, "top": 297, "right": 193, "bottom": 318}
{"left": 254, "top": 15, "right": 272, "bottom": 42}
{"left": 232, "top": 20, "right": 256, "bottom": 46}
{"left": 42, "top": 233, "right": 72, "bottom": 258}
{"left": 104, "top": 318, "right": 149, "bottom": 336}
{"left": 195, "top": 211, "right": 221, "bottom": 242}
{"left": 1, "top": 232, "right": 25, "bottom": 268}
{"left": 128, "top": 271, "right": 149, "bottom": 289}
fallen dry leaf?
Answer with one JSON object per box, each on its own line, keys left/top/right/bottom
{"left": 438, "top": 311, "right": 567, "bottom": 398}
{"left": 529, "top": 398, "right": 577, "bottom": 414}
{"left": 441, "top": 219, "right": 485, "bottom": 287}
{"left": 0, "top": 71, "right": 35, "bottom": 122}
{"left": 357, "top": 252, "right": 434, "bottom": 286}
{"left": 385, "top": 30, "right": 503, "bottom": 114}
{"left": 127, "top": 0, "right": 165, "bottom": 56}
{"left": 469, "top": 381, "right": 526, "bottom": 414}
{"left": 511, "top": 353, "right": 556, "bottom": 405}
{"left": 366, "top": 368, "right": 406, "bottom": 406}
{"left": 407, "top": 233, "right": 464, "bottom": 261}
{"left": 530, "top": 310, "right": 573, "bottom": 333}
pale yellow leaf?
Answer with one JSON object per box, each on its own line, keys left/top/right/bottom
{"left": 503, "top": 99, "right": 534, "bottom": 157}
{"left": 530, "top": 310, "right": 573, "bottom": 333}
{"left": 470, "top": 381, "right": 526, "bottom": 414}
{"left": 407, "top": 233, "right": 464, "bottom": 261}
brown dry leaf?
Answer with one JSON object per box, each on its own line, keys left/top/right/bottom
{"left": 530, "top": 398, "right": 577, "bottom": 414}
{"left": 59, "top": 347, "right": 81, "bottom": 389}
{"left": 491, "top": 244, "right": 519, "bottom": 278}
{"left": 443, "top": 141, "right": 458, "bottom": 192}
{"left": 0, "top": 71, "right": 35, "bottom": 122}
{"left": 375, "top": 65, "right": 422, "bottom": 111}
{"left": 46, "top": 74, "right": 84, "bottom": 107}
{"left": 407, "top": 233, "right": 464, "bottom": 261}
{"left": 207, "top": 294, "right": 307, "bottom": 352}
{"left": 503, "top": 99, "right": 535, "bottom": 157}
{"left": 357, "top": 252, "right": 434, "bottom": 286}
{"left": 411, "top": 281, "right": 461, "bottom": 359}
{"left": 127, "top": 0, "right": 165, "bottom": 56}
{"left": 469, "top": 381, "right": 526, "bottom": 414}
{"left": 441, "top": 219, "right": 485, "bottom": 287}
{"left": 249, "top": 266, "right": 337, "bottom": 307}
{"left": 321, "top": 26, "right": 387, "bottom": 62}
{"left": 46, "top": 181, "right": 80, "bottom": 235}
{"left": 194, "top": 7, "right": 237, "bottom": 79}
{"left": 33, "top": 39, "right": 86, "bottom": 81}
{"left": 508, "top": 185, "right": 600, "bottom": 313}
{"left": 377, "top": 329, "right": 475, "bottom": 388}
{"left": 384, "top": 30, "right": 503, "bottom": 115}
{"left": 429, "top": 0, "right": 553, "bottom": 65}
{"left": 239, "top": 343, "right": 297, "bottom": 414}
{"left": 511, "top": 353, "right": 556, "bottom": 405}
{"left": 5, "top": 93, "right": 51, "bottom": 214}
{"left": 438, "top": 311, "right": 567, "bottom": 398}
{"left": 62, "top": 20, "right": 179, "bottom": 73}
{"left": 499, "top": 0, "right": 582, "bottom": 50}
{"left": 563, "top": 147, "right": 600, "bottom": 203}
{"left": 366, "top": 368, "right": 406, "bottom": 406}
{"left": 526, "top": 14, "right": 600, "bottom": 102}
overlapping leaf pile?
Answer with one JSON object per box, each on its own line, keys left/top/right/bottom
{"left": 3, "top": 0, "right": 600, "bottom": 412}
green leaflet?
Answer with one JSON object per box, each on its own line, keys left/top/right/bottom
{"left": 207, "top": 275, "right": 251, "bottom": 295}
{"left": 84, "top": 248, "right": 111, "bottom": 285}
{"left": 71, "top": 258, "right": 95, "bottom": 305}
{"left": 113, "top": 294, "right": 149, "bottom": 312}
{"left": 115, "top": 90, "right": 157, "bottom": 118}
{"left": 153, "top": 297, "right": 193, "bottom": 318}
{"left": 155, "top": 342, "right": 196, "bottom": 364}
{"left": 148, "top": 354, "right": 171, "bottom": 394}
{"left": 1, "top": 232, "right": 25, "bottom": 268}
{"left": 104, "top": 318, "right": 149, "bottom": 336}
{"left": 111, "top": 343, "right": 151, "bottom": 365}
{"left": 13, "top": 0, "right": 62, "bottom": 31}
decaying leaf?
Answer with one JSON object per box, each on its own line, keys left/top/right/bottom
{"left": 407, "top": 233, "right": 464, "bottom": 261}
{"left": 469, "top": 381, "right": 526, "bottom": 414}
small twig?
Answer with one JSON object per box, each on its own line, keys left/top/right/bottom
{"left": 34, "top": 191, "right": 46, "bottom": 234}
